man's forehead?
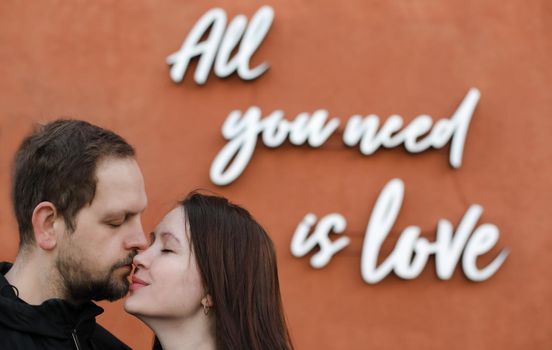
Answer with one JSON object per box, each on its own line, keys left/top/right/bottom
{"left": 91, "top": 157, "right": 148, "bottom": 213}
{"left": 95, "top": 157, "right": 143, "bottom": 183}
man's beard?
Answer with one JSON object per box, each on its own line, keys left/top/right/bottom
{"left": 55, "top": 250, "right": 136, "bottom": 302}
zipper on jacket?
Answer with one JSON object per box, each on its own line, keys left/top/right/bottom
{"left": 72, "top": 329, "right": 82, "bottom": 350}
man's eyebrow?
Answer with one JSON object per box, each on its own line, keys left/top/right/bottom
{"left": 103, "top": 211, "right": 139, "bottom": 219}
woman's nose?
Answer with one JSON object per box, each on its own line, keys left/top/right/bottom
{"left": 133, "top": 250, "right": 148, "bottom": 268}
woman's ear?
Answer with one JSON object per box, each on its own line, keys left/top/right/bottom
{"left": 31, "top": 202, "right": 59, "bottom": 250}
{"left": 201, "top": 294, "right": 214, "bottom": 316}
{"left": 201, "top": 294, "right": 214, "bottom": 308}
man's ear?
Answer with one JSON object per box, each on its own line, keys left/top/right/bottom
{"left": 201, "top": 294, "right": 214, "bottom": 308}
{"left": 31, "top": 202, "right": 60, "bottom": 250}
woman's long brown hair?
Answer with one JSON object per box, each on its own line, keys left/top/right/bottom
{"left": 154, "top": 191, "right": 293, "bottom": 350}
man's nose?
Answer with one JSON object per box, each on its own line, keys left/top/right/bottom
{"left": 125, "top": 217, "right": 148, "bottom": 250}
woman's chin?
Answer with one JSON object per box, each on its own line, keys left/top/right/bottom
{"left": 124, "top": 296, "right": 159, "bottom": 321}
{"left": 123, "top": 295, "right": 142, "bottom": 316}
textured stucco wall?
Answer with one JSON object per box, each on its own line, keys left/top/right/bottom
{"left": 1, "top": 1, "right": 551, "bottom": 349}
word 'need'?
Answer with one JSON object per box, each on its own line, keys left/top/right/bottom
{"left": 211, "top": 88, "right": 480, "bottom": 186}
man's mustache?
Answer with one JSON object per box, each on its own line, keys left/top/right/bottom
{"left": 111, "top": 251, "right": 138, "bottom": 270}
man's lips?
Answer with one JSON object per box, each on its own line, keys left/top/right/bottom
{"left": 116, "top": 264, "right": 133, "bottom": 275}
{"left": 130, "top": 276, "right": 149, "bottom": 291}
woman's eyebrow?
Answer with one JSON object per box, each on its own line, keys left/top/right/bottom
{"left": 159, "top": 231, "right": 181, "bottom": 244}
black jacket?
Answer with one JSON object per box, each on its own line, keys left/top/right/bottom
{"left": 0, "top": 262, "right": 131, "bottom": 350}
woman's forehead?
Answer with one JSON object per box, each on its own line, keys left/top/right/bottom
{"left": 154, "top": 207, "right": 187, "bottom": 240}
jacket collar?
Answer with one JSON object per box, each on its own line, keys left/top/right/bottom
{"left": 0, "top": 262, "right": 104, "bottom": 339}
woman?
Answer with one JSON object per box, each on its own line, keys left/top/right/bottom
{"left": 124, "top": 191, "right": 294, "bottom": 350}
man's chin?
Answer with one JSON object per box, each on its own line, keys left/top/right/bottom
{"left": 90, "top": 285, "right": 128, "bottom": 302}
{"left": 87, "top": 275, "right": 130, "bottom": 302}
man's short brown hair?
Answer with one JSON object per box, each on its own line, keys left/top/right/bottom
{"left": 11, "top": 119, "right": 135, "bottom": 249}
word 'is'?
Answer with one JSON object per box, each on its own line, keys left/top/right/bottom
{"left": 291, "top": 178, "right": 509, "bottom": 283}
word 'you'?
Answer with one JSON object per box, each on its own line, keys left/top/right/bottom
{"left": 210, "top": 88, "right": 480, "bottom": 186}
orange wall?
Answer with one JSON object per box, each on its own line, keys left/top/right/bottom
{"left": 1, "top": 1, "right": 551, "bottom": 349}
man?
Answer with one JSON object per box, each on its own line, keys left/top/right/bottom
{"left": 0, "top": 119, "right": 148, "bottom": 349}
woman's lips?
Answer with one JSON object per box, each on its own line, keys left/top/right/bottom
{"left": 130, "top": 276, "right": 149, "bottom": 292}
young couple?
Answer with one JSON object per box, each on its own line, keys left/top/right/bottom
{"left": 0, "top": 120, "right": 294, "bottom": 350}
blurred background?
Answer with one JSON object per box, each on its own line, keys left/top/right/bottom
{"left": 1, "top": 1, "right": 551, "bottom": 349}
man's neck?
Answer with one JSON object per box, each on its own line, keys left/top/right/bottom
{"left": 5, "top": 251, "right": 64, "bottom": 305}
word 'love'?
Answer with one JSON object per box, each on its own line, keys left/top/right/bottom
{"left": 291, "top": 178, "right": 509, "bottom": 283}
